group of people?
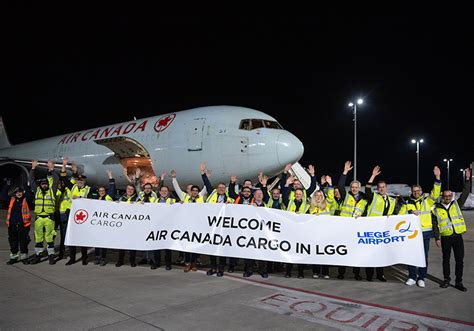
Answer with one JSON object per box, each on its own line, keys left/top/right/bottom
{"left": 3, "top": 159, "right": 471, "bottom": 292}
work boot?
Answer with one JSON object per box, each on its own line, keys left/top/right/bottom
{"left": 58, "top": 249, "right": 65, "bottom": 260}
{"left": 455, "top": 283, "right": 467, "bottom": 292}
{"left": 65, "top": 258, "right": 76, "bottom": 266}
{"left": 82, "top": 257, "right": 88, "bottom": 266}
{"left": 30, "top": 255, "right": 41, "bottom": 265}
{"left": 440, "top": 279, "right": 450, "bottom": 288}
{"left": 48, "top": 255, "right": 56, "bottom": 265}
{"left": 94, "top": 257, "right": 101, "bottom": 265}
{"left": 100, "top": 258, "right": 107, "bottom": 266}
{"left": 190, "top": 263, "right": 197, "bottom": 272}
{"left": 6, "top": 258, "right": 17, "bottom": 265}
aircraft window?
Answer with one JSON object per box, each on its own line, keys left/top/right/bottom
{"left": 239, "top": 119, "right": 283, "bottom": 130}
{"left": 263, "top": 120, "right": 283, "bottom": 129}
{"left": 251, "top": 119, "right": 265, "bottom": 129}
{"left": 239, "top": 119, "right": 251, "bottom": 130}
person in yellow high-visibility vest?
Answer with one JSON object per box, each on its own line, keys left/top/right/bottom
{"left": 433, "top": 168, "right": 471, "bottom": 292}
{"left": 29, "top": 160, "right": 59, "bottom": 265}
{"left": 364, "top": 166, "right": 398, "bottom": 282}
{"left": 282, "top": 175, "right": 310, "bottom": 279}
{"left": 308, "top": 176, "right": 334, "bottom": 280}
{"left": 60, "top": 162, "right": 93, "bottom": 266}
{"left": 402, "top": 166, "right": 441, "bottom": 288}
{"left": 201, "top": 163, "right": 234, "bottom": 277}
{"left": 336, "top": 161, "right": 367, "bottom": 281}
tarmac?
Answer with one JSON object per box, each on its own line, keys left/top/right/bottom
{"left": 1, "top": 209, "right": 473, "bottom": 330}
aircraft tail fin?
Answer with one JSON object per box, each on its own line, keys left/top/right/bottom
{"left": 0, "top": 117, "right": 12, "bottom": 149}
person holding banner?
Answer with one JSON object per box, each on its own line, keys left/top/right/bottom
{"left": 401, "top": 166, "right": 441, "bottom": 288}
{"left": 365, "top": 166, "right": 398, "bottom": 282}
{"left": 115, "top": 184, "right": 139, "bottom": 267}
{"left": 242, "top": 187, "right": 270, "bottom": 278}
{"left": 91, "top": 170, "right": 116, "bottom": 266}
{"left": 200, "top": 163, "right": 234, "bottom": 277}
{"left": 153, "top": 186, "right": 175, "bottom": 270}
{"left": 60, "top": 163, "right": 93, "bottom": 266}
{"left": 433, "top": 167, "right": 471, "bottom": 292}
{"left": 336, "top": 161, "right": 366, "bottom": 281}
{"left": 136, "top": 182, "right": 159, "bottom": 269}
{"left": 181, "top": 184, "right": 204, "bottom": 272}
{"left": 309, "top": 179, "right": 334, "bottom": 279}
{"left": 283, "top": 175, "right": 310, "bottom": 278}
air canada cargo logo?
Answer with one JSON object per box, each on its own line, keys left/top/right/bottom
{"left": 357, "top": 220, "right": 418, "bottom": 245}
{"left": 74, "top": 209, "right": 89, "bottom": 224}
{"left": 154, "top": 113, "right": 176, "bottom": 132}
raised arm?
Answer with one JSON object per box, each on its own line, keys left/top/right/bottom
{"left": 282, "top": 175, "right": 294, "bottom": 207}
{"left": 428, "top": 166, "right": 442, "bottom": 202}
{"left": 338, "top": 161, "right": 353, "bottom": 200}
{"left": 106, "top": 170, "right": 117, "bottom": 200}
{"left": 365, "top": 166, "right": 381, "bottom": 204}
{"left": 228, "top": 176, "right": 239, "bottom": 199}
{"left": 259, "top": 174, "right": 270, "bottom": 203}
{"left": 59, "top": 158, "right": 74, "bottom": 190}
{"left": 306, "top": 164, "right": 318, "bottom": 196}
{"left": 326, "top": 176, "right": 335, "bottom": 204}
{"left": 170, "top": 170, "right": 185, "bottom": 200}
{"left": 279, "top": 163, "right": 292, "bottom": 189}
{"left": 29, "top": 160, "right": 39, "bottom": 192}
{"left": 47, "top": 160, "right": 59, "bottom": 194}
{"left": 200, "top": 163, "right": 214, "bottom": 194}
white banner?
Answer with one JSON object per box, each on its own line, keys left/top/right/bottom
{"left": 66, "top": 199, "right": 426, "bottom": 267}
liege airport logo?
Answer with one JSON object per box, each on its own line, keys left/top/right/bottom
{"left": 395, "top": 220, "right": 418, "bottom": 239}
{"left": 357, "top": 220, "right": 418, "bottom": 245}
{"left": 74, "top": 209, "right": 89, "bottom": 224}
{"left": 154, "top": 113, "right": 176, "bottom": 132}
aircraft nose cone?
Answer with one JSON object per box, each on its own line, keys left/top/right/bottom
{"left": 276, "top": 131, "right": 304, "bottom": 166}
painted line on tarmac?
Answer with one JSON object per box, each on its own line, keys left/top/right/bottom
{"left": 193, "top": 269, "right": 473, "bottom": 328}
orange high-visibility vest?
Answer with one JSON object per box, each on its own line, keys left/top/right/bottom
{"left": 6, "top": 197, "right": 31, "bottom": 227}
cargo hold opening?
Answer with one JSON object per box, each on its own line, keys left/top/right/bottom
{"left": 95, "top": 137, "right": 158, "bottom": 187}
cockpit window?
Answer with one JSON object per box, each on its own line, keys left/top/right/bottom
{"left": 239, "top": 119, "right": 283, "bottom": 130}
{"left": 263, "top": 120, "right": 283, "bottom": 129}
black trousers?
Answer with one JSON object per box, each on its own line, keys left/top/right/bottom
{"left": 95, "top": 248, "right": 107, "bottom": 259}
{"left": 118, "top": 250, "right": 136, "bottom": 264}
{"left": 70, "top": 246, "right": 88, "bottom": 260}
{"left": 8, "top": 224, "right": 30, "bottom": 254}
{"left": 153, "top": 250, "right": 171, "bottom": 267}
{"left": 338, "top": 266, "right": 360, "bottom": 276}
{"left": 286, "top": 264, "right": 304, "bottom": 275}
{"left": 58, "top": 211, "right": 70, "bottom": 253}
{"left": 244, "top": 259, "right": 267, "bottom": 273}
{"left": 441, "top": 234, "right": 464, "bottom": 283}
{"left": 209, "top": 255, "right": 226, "bottom": 271}
{"left": 365, "top": 267, "right": 384, "bottom": 279}
{"left": 313, "top": 265, "right": 330, "bottom": 276}
{"left": 184, "top": 252, "right": 197, "bottom": 263}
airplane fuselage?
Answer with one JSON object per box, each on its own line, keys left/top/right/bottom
{"left": 0, "top": 106, "right": 304, "bottom": 189}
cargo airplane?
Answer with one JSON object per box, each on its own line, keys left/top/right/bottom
{"left": 0, "top": 106, "right": 304, "bottom": 190}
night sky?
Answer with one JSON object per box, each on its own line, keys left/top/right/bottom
{"left": 2, "top": 8, "right": 473, "bottom": 191}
